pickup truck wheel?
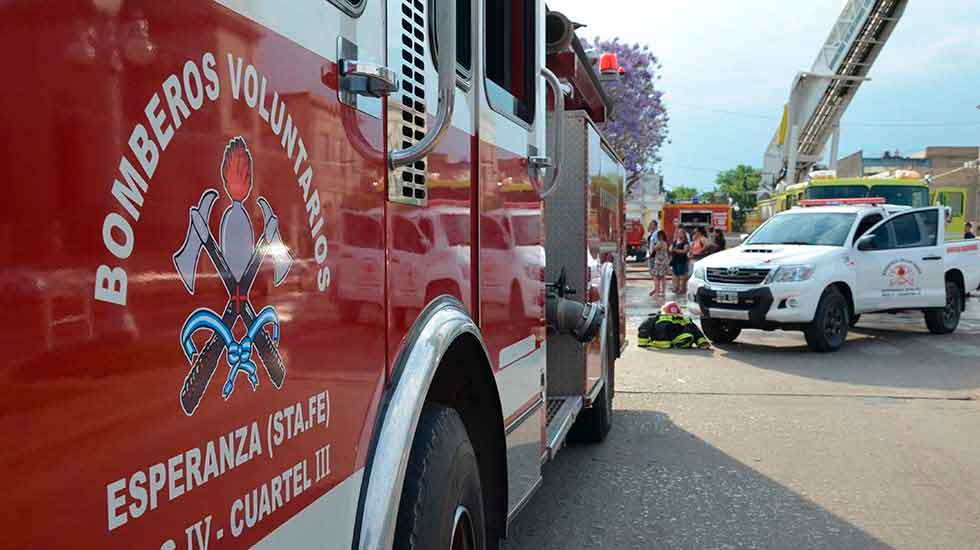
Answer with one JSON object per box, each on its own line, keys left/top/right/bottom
{"left": 394, "top": 404, "right": 487, "bottom": 550}
{"left": 700, "top": 318, "right": 742, "bottom": 344}
{"left": 925, "top": 280, "right": 961, "bottom": 334}
{"left": 804, "top": 286, "right": 849, "bottom": 352}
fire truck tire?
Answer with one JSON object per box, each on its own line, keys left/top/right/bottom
{"left": 569, "top": 316, "right": 615, "bottom": 443}
{"left": 394, "top": 404, "right": 488, "bottom": 550}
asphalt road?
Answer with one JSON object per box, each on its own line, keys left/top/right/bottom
{"left": 502, "top": 263, "right": 980, "bottom": 550}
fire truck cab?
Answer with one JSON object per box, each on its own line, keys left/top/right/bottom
{"left": 1, "top": 1, "right": 625, "bottom": 549}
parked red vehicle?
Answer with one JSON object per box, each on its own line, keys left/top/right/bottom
{"left": 624, "top": 219, "right": 648, "bottom": 260}
{"left": 0, "top": 3, "right": 625, "bottom": 549}
{"left": 660, "top": 202, "right": 733, "bottom": 240}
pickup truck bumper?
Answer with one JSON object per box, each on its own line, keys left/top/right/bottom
{"left": 687, "top": 279, "right": 820, "bottom": 326}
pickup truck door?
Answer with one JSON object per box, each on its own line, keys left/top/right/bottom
{"left": 856, "top": 208, "right": 945, "bottom": 311}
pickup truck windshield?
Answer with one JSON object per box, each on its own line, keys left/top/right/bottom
{"left": 747, "top": 212, "right": 857, "bottom": 246}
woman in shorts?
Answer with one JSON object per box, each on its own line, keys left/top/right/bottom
{"left": 670, "top": 229, "right": 691, "bottom": 295}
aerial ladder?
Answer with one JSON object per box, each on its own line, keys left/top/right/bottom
{"left": 761, "top": 0, "right": 908, "bottom": 193}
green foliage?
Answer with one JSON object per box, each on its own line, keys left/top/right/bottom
{"left": 667, "top": 185, "right": 699, "bottom": 202}
{"left": 715, "top": 165, "right": 761, "bottom": 213}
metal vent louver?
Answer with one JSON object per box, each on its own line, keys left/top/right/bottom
{"left": 392, "top": 0, "right": 428, "bottom": 204}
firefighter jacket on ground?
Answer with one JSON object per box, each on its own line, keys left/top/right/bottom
{"left": 637, "top": 314, "right": 710, "bottom": 349}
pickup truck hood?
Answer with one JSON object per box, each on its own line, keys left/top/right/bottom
{"left": 699, "top": 245, "right": 843, "bottom": 268}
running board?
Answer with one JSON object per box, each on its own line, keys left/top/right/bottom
{"left": 545, "top": 396, "right": 583, "bottom": 460}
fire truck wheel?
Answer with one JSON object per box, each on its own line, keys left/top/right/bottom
{"left": 394, "top": 404, "right": 487, "bottom": 550}
{"left": 569, "top": 316, "right": 615, "bottom": 443}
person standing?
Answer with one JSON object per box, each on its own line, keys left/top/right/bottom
{"left": 670, "top": 229, "right": 691, "bottom": 296}
{"left": 714, "top": 228, "right": 727, "bottom": 251}
{"left": 645, "top": 220, "right": 660, "bottom": 259}
{"left": 648, "top": 230, "right": 670, "bottom": 296}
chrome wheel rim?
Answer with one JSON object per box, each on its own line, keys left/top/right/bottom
{"left": 451, "top": 505, "right": 475, "bottom": 550}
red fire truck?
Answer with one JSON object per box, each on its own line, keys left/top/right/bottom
{"left": 0, "top": 2, "right": 626, "bottom": 549}
{"left": 660, "top": 202, "right": 733, "bottom": 240}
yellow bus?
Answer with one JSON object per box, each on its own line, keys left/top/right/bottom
{"left": 805, "top": 174, "right": 930, "bottom": 208}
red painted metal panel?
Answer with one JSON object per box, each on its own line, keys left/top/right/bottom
{"left": 0, "top": 3, "right": 385, "bottom": 547}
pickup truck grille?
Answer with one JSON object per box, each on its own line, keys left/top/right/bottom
{"left": 706, "top": 267, "right": 769, "bottom": 285}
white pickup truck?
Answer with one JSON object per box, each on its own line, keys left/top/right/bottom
{"left": 688, "top": 202, "right": 980, "bottom": 351}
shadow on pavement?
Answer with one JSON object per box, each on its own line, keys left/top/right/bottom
{"left": 502, "top": 409, "right": 889, "bottom": 550}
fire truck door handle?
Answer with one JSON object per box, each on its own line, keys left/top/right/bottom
{"left": 339, "top": 60, "right": 399, "bottom": 98}
{"left": 389, "top": 0, "right": 456, "bottom": 169}
{"left": 531, "top": 67, "right": 564, "bottom": 199}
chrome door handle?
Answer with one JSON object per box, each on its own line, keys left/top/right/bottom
{"left": 340, "top": 60, "right": 399, "bottom": 98}
{"left": 534, "top": 67, "right": 564, "bottom": 199}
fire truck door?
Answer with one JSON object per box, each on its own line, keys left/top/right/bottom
{"left": 383, "top": 0, "right": 477, "bottom": 372}
{"left": 477, "top": 0, "right": 548, "bottom": 521}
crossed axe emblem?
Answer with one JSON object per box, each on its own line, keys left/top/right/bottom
{"left": 172, "top": 139, "right": 293, "bottom": 415}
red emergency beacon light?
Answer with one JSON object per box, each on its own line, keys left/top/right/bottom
{"left": 599, "top": 52, "right": 619, "bottom": 74}
{"left": 799, "top": 197, "right": 887, "bottom": 207}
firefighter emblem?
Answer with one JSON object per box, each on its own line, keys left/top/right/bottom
{"left": 172, "top": 137, "right": 293, "bottom": 416}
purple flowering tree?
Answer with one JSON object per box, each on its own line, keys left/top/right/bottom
{"left": 584, "top": 38, "right": 669, "bottom": 186}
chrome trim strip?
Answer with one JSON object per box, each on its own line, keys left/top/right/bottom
{"left": 598, "top": 261, "right": 616, "bottom": 382}
{"left": 545, "top": 396, "right": 583, "bottom": 459}
{"left": 356, "top": 297, "right": 489, "bottom": 550}
{"left": 585, "top": 377, "right": 604, "bottom": 405}
{"left": 505, "top": 398, "right": 544, "bottom": 436}
{"left": 506, "top": 477, "right": 543, "bottom": 529}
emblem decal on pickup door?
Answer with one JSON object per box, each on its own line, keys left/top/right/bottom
{"left": 881, "top": 259, "right": 922, "bottom": 297}
{"left": 172, "top": 137, "right": 293, "bottom": 415}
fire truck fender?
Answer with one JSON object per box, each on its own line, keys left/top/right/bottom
{"left": 597, "top": 262, "right": 619, "bottom": 396}
{"left": 354, "top": 296, "right": 506, "bottom": 550}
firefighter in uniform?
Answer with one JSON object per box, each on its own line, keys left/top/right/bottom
{"left": 638, "top": 301, "right": 711, "bottom": 349}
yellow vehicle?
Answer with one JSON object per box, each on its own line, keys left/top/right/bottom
{"left": 804, "top": 173, "right": 930, "bottom": 208}
{"left": 930, "top": 167, "right": 979, "bottom": 239}
{"left": 778, "top": 182, "right": 808, "bottom": 211}
{"left": 749, "top": 172, "right": 931, "bottom": 231}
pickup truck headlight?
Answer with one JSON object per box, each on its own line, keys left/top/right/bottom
{"left": 764, "top": 264, "right": 815, "bottom": 284}
{"left": 691, "top": 265, "right": 706, "bottom": 281}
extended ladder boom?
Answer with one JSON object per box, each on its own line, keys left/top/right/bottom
{"left": 762, "top": 0, "right": 908, "bottom": 190}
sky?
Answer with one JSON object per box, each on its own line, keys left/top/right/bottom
{"left": 552, "top": 0, "right": 980, "bottom": 191}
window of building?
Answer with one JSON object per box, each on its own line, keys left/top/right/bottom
{"left": 485, "top": 0, "right": 535, "bottom": 124}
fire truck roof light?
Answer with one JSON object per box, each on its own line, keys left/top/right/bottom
{"left": 798, "top": 197, "right": 887, "bottom": 207}
{"left": 599, "top": 53, "right": 619, "bottom": 73}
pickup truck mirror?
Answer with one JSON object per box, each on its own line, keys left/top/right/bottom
{"left": 856, "top": 234, "right": 876, "bottom": 251}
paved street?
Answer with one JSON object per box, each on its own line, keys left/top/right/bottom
{"left": 503, "top": 263, "right": 980, "bottom": 550}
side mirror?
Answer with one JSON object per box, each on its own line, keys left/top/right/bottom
{"left": 856, "top": 234, "right": 875, "bottom": 251}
